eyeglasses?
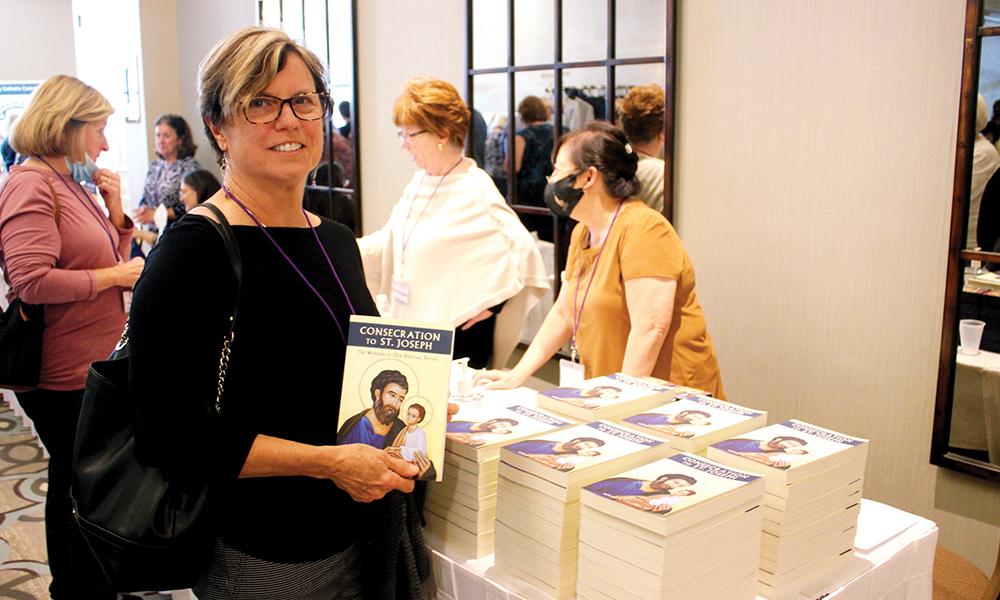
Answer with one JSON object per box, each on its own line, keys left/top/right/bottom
{"left": 397, "top": 129, "right": 428, "bottom": 141}
{"left": 244, "top": 92, "right": 330, "bottom": 124}
{"left": 546, "top": 168, "right": 583, "bottom": 184}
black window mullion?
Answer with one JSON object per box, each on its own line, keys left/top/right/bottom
{"left": 606, "top": 0, "right": 616, "bottom": 123}
{"left": 465, "top": 0, "right": 475, "bottom": 159}
{"left": 506, "top": 0, "right": 517, "bottom": 204}
{"left": 664, "top": 0, "right": 676, "bottom": 219}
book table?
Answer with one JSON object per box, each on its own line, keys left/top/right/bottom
{"left": 424, "top": 499, "right": 937, "bottom": 600}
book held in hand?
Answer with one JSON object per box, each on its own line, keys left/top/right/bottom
{"left": 335, "top": 315, "right": 453, "bottom": 482}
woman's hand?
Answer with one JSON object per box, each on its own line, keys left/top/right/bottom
{"left": 116, "top": 257, "right": 145, "bottom": 289}
{"left": 134, "top": 205, "right": 156, "bottom": 225}
{"left": 323, "top": 443, "right": 417, "bottom": 502}
{"left": 474, "top": 368, "right": 528, "bottom": 390}
{"left": 461, "top": 309, "right": 493, "bottom": 331}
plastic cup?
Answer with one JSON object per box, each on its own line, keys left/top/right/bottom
{"left": 959, "top": 319, "right": 986, "bottom": 355}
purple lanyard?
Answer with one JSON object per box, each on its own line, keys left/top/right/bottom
{"left": 400, "top": 157, "right": 464, "bottom": 263}
{"left": 37, "top": 157, "right": 123, "bottom": 264}
{"left": 223, "top": 186, "right": 356, "bottom": 343}
{"left": 571, "top": 201, "right": 624, "bottom": 362}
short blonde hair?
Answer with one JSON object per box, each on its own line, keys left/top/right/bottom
{"left": 392, "top": 77, "right": 470, "bottom": 147}
{"left": 618, "top": 84, "right": 665, "bottom": 145}
{"left": 199, "top": 26, "right": 328, "bottom": 164}
{"left": 10, "top": 75, "right": 112, "bottom": 160}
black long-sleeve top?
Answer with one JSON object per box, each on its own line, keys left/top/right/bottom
{"left": 129, "top": 214, "right": 378, "bottom": 562}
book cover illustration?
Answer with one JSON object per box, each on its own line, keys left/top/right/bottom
{"left": 621, "top": 395, "right": 765, "bottom": 440}
{"left": 502, "top": 421, "right": 661, "bottom": 475}
{"left": 584, "top": 453, "right": 760, "bottom": 515}
{"left": 446, "top": 403, "right": 574, "bottom": 451}
{"left": 336, "top": 315, "right": 454, "bottom": 482}
{"left": 539, "top": 373, "right": 677, "bottom": 412}
{"left": 709, "top": 420, "right": 867, "bottom": 472}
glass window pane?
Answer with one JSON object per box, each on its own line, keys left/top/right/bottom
{"left": 473, "top": 74, "right": 510, "bottom": 197}
{"left": 562, "top": 0, "right": 607, "bottom": 63}
{"left": 514, "top": 0, "right": 554, "bottom": 66}
{"left": 260, "top": 0, "right": 281, "bottom": 27}
{"left": 303, "top": 0, "right": 329, "bottom": 66}
{"left": 473, "top": 0, "right": 508, "bottom": 69}
{"left": 513, "top": 71, "right": 555, "bottom": 224}
{"left": 561, "top": 66, "right": 608, "bottom": 131}
{"left": 616, "top": 0, "right": 666, "bottom": 59}
{"left": 972, "top": 36, "right": 1000, "bottom": 251}
{"left": 985, "top": 0, "right": 1000, "bottom": 26}
{"left": 282, "top": 0, "right": 305, "bottom": 43}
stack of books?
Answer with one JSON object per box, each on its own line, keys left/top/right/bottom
{"left": 494, "top": 421, "right": 671, "bottom": 599}
{"left": 707, "top": 420, "right": 868, "bottom": 598}
{"left": 577, "top": 453, "right": 765, "bottom": 600}
{"left": 536, "top": 373, "right": 690, "bottom": 421}
{"left": 424, "top": 400, "right": 574, "bottom": 558}
{"left": 619, "top": 394, "right": 767, "bottom": 455}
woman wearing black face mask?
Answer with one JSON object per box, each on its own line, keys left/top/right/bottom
{"left": 477, "top": 120, "right": 724, "bottom": 398}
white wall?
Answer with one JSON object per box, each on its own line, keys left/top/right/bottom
{"left": 675, "top": 0, "right": 1000, "bottom": 573}
{"left": 175, "top": 0, "right": 256, "bottom": 176}
{"left": 0, "top": 0, "right": 75, "bottom": 81}
{"left": 356, "top": 0, "right": 465, "bottom": 233}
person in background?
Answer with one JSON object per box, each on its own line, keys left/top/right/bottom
{"left": 132, "top": 114, "right": 201, "bottom": 251}
{"left": 471, "top": 107, "right": 488, "bottom": 167}
{"left": 128, "top": 26, "right": 421, "bottom": 598}
{"left": 1, "top": 111, "right": 24, "bottom": 172}
{"left": 484, "top": 114, "right": 509, "bottom": 196}
{"left": 179, "top": 169, "right": 222, "bottom": 212}
{"left": 509, "top": 95, "right": 554, "bottom": 206}
{"left": 0, "top": 74, "right": 143, "bottom": 599}
{"left": 618, "top": 84, "right": 666, "bottom": 213}
{"left": 478, "top": 121, "right": 724, "bottom": 398}
{"left": 359, "top": 77, "right": 549, "bottom": 370}
{"left": 338, "top": 100, "right": 352, "bottom": 138}
{"left": 508, "top": 95, "right": 555, "bottom": 240}
{"left": 969, "top": 94, "right": 1000, "bottom": 250}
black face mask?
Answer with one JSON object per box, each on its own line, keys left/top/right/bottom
{"left": 543, "top": 172, "right": 585, "bottom": 218}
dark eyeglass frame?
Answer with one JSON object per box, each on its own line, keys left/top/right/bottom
{"left": 243, "top": 91, "right": 331, "bottom": 125}
{"left": 397, "top": 129, "right": 429, "bottom": 141}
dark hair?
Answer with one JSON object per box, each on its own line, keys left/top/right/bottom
{"left": 370, "top": 369, "right": 408, "bottom": 401}
{"left": 655, "top": 473, "right": 697, "bottom": 486}
{"left": 338, "top": 100, "right": 351, "bottom": 119}
{"left": 486, "top": 418, "right": 518, "bottom": 427}
{"left": 517, "top": 95, "right": 548, "bottom": 123}
{"left": 771, "top": 436, "right": 807, "bottom": 446}
{"left": 553, "top": 120, "right": 640, "bottom": 200}
{"left": 154, "top": 114, "right": 198, "bottom": 159}
{"left": 408, "top": 403, "right": 426, "bottom": 422}
{"left": 677, "top": 410, "right": 711, "bottom": 419}
{"left": 182, "top": 169, "right": 221, "bottom": 204}
{"left": 567, "top": 436, "right": 606, "bottom": 447}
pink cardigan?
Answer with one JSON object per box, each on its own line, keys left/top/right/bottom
{"left": 0, "top": 166, "right": 133, "bottom": 390}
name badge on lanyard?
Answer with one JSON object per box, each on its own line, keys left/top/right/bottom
{"left": 559, "top": 358, "right": 585, "bottom": 387}
{"left": 122, "top": 290, "right": 132, "bottom": 314}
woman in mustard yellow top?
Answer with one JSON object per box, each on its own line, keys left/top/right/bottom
{"left": 479, "top": 121, "right": 724, "bottom": 397}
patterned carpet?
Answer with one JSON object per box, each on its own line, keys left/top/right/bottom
{"left": 0, "top": 396, "right": 51, "bottom": 599}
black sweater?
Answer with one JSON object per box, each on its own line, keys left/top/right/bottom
{"left": 129, "top": 214, "right": 377, "bottom": 562}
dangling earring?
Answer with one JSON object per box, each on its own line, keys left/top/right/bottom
{"left": 220, "top": 154, "right": 228, "bottom": 171}
{"left": 437, "top": 142, "right": 443, "bottom": 152}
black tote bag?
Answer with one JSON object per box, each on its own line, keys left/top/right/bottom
{"left": 71, "top": 203, "right": 241, "bottom": 592}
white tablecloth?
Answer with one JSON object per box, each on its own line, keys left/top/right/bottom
{"left": 954, "top": 348, "right": 1000, "bottom": 462}
{"left": 425, "top": 499, "right": 937, "bottom": 600}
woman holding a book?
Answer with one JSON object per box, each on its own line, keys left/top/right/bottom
{"left": 479, "top": 121, "right": 725, "bottom": 398}
{"left": 125, "top": 27, "right": 424, "bottom": 598}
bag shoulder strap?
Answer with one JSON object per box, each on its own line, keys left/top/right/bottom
{"left": 199, "top": 202, "right": 241, "bottom": 416}
{"left": 0, "top": 169, "right": 61, "bottom": 226}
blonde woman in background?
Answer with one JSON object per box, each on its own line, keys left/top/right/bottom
{"left": 618, "top": 83, "right": 666, "bottom": 213}
{"left": 0, "top": 75, "right": 142, "bottom": 599}
{"left": 359, "top": 77, "right": 549, "bottom": 370}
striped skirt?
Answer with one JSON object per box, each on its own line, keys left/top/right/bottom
{"left": 192, "top": 537, "right": 364, "bottom": 599}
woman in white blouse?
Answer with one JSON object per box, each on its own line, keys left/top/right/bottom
{"left": 359, "top": 77, "right": 548, "bottom": 369}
